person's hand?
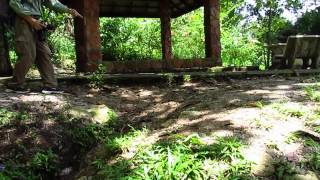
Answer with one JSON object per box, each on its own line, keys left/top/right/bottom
{"left": 24, "top": 16, "right": 45, "bottom": 30}
{"left": 69, "top": 8, "right": 83, "bottom": 18}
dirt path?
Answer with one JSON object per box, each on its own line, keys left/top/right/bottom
{"left": 0, "top": 76, "right": 319, "bottom": 179}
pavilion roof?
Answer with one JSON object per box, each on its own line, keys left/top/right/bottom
{"left": 64, "top": 0, "right": 203, "bottom": 18}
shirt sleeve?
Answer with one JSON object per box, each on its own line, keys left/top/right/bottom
{"left": 44, "top": 0, "right": 70, "bottom": 13}
{"left": 9, "top": 0, "right": 34, "bottom": 16}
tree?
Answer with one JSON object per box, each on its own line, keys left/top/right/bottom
{"left": 244, "top": 0, "right": 302, "bottom": 67}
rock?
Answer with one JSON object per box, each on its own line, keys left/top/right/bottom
{"left": 69, "top": 105, "right": 116, "bottom": 124}
{"left": 69, "top": 106, "right": 91, "bottom": 119}
{"left": 244, "top": 151, "right": 275, "bottom": 177}
{"left": 312, "top": 120, "right": 320, "bottom": 126}
{"left": 89, "top": 105, "right": 115, "bottom": 124}
{"left": 291, "top": 171, "right": 319, "bottom": 180}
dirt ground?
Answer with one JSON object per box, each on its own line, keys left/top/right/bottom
{"left": 0, "top": 75, "right": 319, "bottom": 179}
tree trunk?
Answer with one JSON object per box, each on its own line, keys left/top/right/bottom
{"left": 0, "top": 22, "right": 13, "bottom": 76}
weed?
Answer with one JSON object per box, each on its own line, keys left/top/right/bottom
{"left": 314, "top": 126, "right": 320, "bottom": 133}
{"left": 266, "top": 142, "right": 279, "bottom": 151}
{"left": 274, "top": 159, "right": 297, "bottom": 179}
{"left": 70, "top": 124, "right": 107, "bottom": 149}
{"left": 272, "top": 102, "right": 309, "bottom": 118}
{"left": 285, "top": 132, "right": 300, "bottom": 144}
{"left": 92, "top": 158, "right": 105, "bottom": 170}
{"left": 0, "top": 108, "right": 29, "bottom": 126}
{"left": 207, "top": 136, "right": 246, "bottom": 162}
{"left": 96, "top": 135, "right": 252, "bottom": 179}
{"left": 305, "top": 85, "right": 320, "bottom": 102}
{"left": 89, "top": 64, "right": 107, "bottom": 88}
{"left": 0, "top": 108, "right": 15, "bottom": 126}
{"left": 30, "top": 150, "right": 58, "bottom": 175}
{"left": 162, "top": 73, "right": 175, "bottom": 86}
{"left": 69, "top": 109, "right": 118, "bottom": 149}
{"left": 183, "top": 75, "right": 192, "bottom": 83}
{"left": 2, "top": 149, "right": 59, "bottom": 179}
{"left": 254, "top": 118, "right": 272, "bottom": 130}
{"left": 304, "top": 138, "right": 320, "bottom": 149}
{"left": 255, "top": 101, "right": 264, "bottom": 109}
{"left": 308, "top": 152, "right": 320, "bottom": 171}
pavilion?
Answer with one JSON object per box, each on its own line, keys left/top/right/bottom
{"left": 63, "top": 0, "right": 221, "bottom": 73}
{"left": 0, "top": 0, "right": 221, "bottom": 74}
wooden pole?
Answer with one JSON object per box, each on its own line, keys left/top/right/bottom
{"left": 70, "top": 0, "right": 102, "bottom": 72}
{"left": 0, "top": 22, "right": 12, "bottom": 76}
{"left": 160, "top": 0, "right": 173, "bottom": 67}
{"left": 204, "top": 0, "right": 222, "bottom": 66}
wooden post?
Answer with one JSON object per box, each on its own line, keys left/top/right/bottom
{"left": 69, "top": 0, "right": 102, "bottom": 72}
{"left": 204, "top": 0, "right": 222, "bottom": 66}
{"left": 160, "top": 0, "right": 173, "bottom": 66}
{"left": 0, "top": 22, "right": 12, "bottom": 76}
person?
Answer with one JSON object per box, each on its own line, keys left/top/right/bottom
{"left": 7, "top": 0, "right": 82, "bottom": 93}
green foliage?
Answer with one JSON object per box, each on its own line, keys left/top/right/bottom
{"left": 305, "top": 84, "right": 320, "bottom": 102}
{"left": 49, "top": 28, "right": 76, "bottom": 68}
{"left": 30, "top": 150, "right": 58, "bottom": 175}
{"left": 272, "top": 102, "right": 309, "bottom": 118}
{"left": 70, "top": 123, "right": 113, "bottom": 149}
{"left": 222, "top": 26, "right": 264, "bottom": 67}
{"left": 255, "top": 101, "right": 265, "bottom": 109}
{"left": 308, "top": 152, "right": 320, "bottom": 171}
{"left": 104, "top": 128, "right": 147, "bottom": 153}
{"left": 0, "top": 108, "right": 15, "bottom": 125}
{"left": 2, "top": 149, "right": 59, "bottom": 179}
{"left": 274, "top": 159, "right": 298, "bottom": 179}
{"left": 69, "top": 109, "right": 118, "bottom": 149}
{"left": 96, "top": 135, "right": 252, "bottom": 179}
{"left": 295, "top": 7, "right": 320, "bottom": 35}
{"left": 171, "top": 10, "right": 205, "bottom": 59}
{"left": 183, "top": 75, "right": 192, "bottom": 83}
{"left": 100, "top": 18, "right": 162, "bottom": 61}
{"left": 89, "top": 64, "right": 107, "bottom": 88}
{"left": 162, "top": 73, "right": 175, "bottom": 86}
{"left": 0, "top": 108, "right": 29, "bottom": 126}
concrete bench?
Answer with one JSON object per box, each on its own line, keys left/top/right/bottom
{"left": 269, "top": 35, "right": 320, "bottom": 69}
{"left": 268, "top": 43, "right": 287, "bottom": 69}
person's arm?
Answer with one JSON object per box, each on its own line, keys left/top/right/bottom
{"left": 22, "top": 16, "right": 46, "bottom": 30}
{"left": 9, "top": 0, "right": 45, "bottom": 30}
{"left": 45, "top": 0, "right": 83, "bottom": 18}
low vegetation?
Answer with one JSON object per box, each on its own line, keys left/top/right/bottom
{"left": 95, "top": 135, "right": 252, "bottom": 179}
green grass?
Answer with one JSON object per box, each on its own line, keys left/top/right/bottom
{"left": 95, "top": 135, "right": 252, "bottom": 180}
{"left": 305, "top": 84, "right": 320, "bottom": 102}
{"left": 271, "top": 102, "right": 309, "bottom": 118}
{"left": 0, "top": 149, "right": 59, "bottom": 180}
{"left": 273, "top": 159, "right": 298, "bottom": 179}
{"left": 0, "top": 107, "right": 29, "bottom": 126}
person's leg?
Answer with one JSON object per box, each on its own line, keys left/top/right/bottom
{"left": 302, "top": 58, "right": 310, "bottom": 69}
{"left": 35, "top": 40, "right": 58, "bottom": 88}
{"left": 12, "top": 17, "right": 37, "bottom": 87}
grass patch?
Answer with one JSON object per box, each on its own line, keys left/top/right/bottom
{"left": 305, "top": 84, "right": 320, "bottom": 102}
{"left": 273, "top": 159, "right": 298, "bottom": 179}
{"left": 0, "top": 108, "right": 29, "bottom": 126}
{"left": 271, "top": 102, "right": 309, "bottom": 118}
{"left": 95, "top": 135, "right": 252, "bottom": 180}
{"left": 0, "top": 149, "right": 59, "bottom": 179}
